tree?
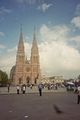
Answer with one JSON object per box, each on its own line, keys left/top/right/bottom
{"left": 78, "top": 75, "right": 80, "bottom": 81}
{"left": 0, "top": 70, "right": 8, "bottom": 86}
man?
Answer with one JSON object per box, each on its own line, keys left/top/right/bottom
{"left": 7, "top": 84, "right": 10, "bottom": 93}
{"left": 77, "top": 86, "right": 80, "bottom": 104}
{"left": 38, "top": 83, "right": 42, "bottom": 96}
{"left": 22, "top": 84, "right": 26, "bottom": 94}
{"left": 17, "top": 85, "right": 20, "bottom": 94}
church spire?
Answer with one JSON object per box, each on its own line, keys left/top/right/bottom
{"left": 32, "top": 26, "right": 37, "bottom": 48}
{"left": 19, "top": 24, "right": 23, "bottom": 44}
{"left": 31, "top": 27, "right": 40, "bottom": 84}
{"left": 17, "top": 24, "right": 24, "bottom": 53}
{"left": 20, "top": 24, "right": 22, "bottom": 33}
{"left": 14, "top": 25, "right": 25, "bottom": 85}
{"left": 16, "top": 24, "right": 25, "bottom": 58}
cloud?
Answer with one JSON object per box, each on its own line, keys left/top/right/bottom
{"left": 37, "top": 3, "right": 53, "bottom": 12}
{"left": 71, "top": 36, "right": 80, "bottom": 42}
{"left": 0, "top": 44, "right": 6, "bottom": 49}
{"left": 0, "top": 53, "right": 16, "bottom": 76}
{"left": 25, "top": 36, "right": 29, "bottom": 40}
{"left": 38, "top": 24, "right": 80, "bottom": 78}
{"left": 0, "top": 32, "right": 5, "bottom": 36}
{"left": 40, "top": 24, "right": 70, "bottom": 42}
{"left": 7, "top": 46, "right": 17, "bottom": 53}
{"left": 39, "top": 41, "right": 80, "bottom": 76}
{"left": 71, "top": 16, "right": 80, "bottom": 29}
{"left": 0, "top": 7, "right": 11, "bottom": 15}
{"left": 70, "top": 36, "right": 80, "bottom": 50}
{"left": 24, "top": 42, "right": 31, "bottom": 59}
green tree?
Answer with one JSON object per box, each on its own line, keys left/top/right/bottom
{"left": 78, "top": 75, "right": 80, "bottom": 81}
{"left": 0, "top": 70, "right": 8, "bottom": 86}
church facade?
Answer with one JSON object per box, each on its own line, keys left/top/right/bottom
{"left": 10, "top": 28, "right": 41, "bottom": 85}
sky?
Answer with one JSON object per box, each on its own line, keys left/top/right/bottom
{"left": 0, "top": 0, "right": 80, "bottom": 79}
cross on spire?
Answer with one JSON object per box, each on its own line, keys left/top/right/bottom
{"left": 20, "top": 24, "right": 22, "bottom": 33}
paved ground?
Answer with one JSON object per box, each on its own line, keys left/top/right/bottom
{"left": 0, "top": 86, "right": 66, "bottom": 94}
{"left": 0, "top": 92, "right": 80, "bottom": 120}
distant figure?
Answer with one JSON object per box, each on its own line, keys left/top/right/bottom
{"left": 30, "top": 84, "right": 33, "bottom": 89}
{"left": 48, "top": 84, "right": 50, "bottom": 90}
{"left": 77, "top": 86, "right": 80, "bottom": 104}
{"left": 38, "top": 83, "right": 42, "bottom": 96}
{"left": 53, "top": 104, "right": 63, "bottom": 114}
{"left": 74, "top": 87, "right": 78, "bottom": 93}
{"left": 22, "top": 84, "right": 26, "bottom": 94}
{"left": 17, "top": 85, "right": 20, "bottom": 94}
{"left": 7, "top": 84, "right": 10, "bottom": 93}
{"left": 55, "top": 84, "right": 58, "bottom": 90}
{"left": 21, "top": 85, "right": 23, "bottom": 93}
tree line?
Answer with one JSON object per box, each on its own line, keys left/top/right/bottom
{"left": 0, "top": 70, "right": 8, "bottom": 86}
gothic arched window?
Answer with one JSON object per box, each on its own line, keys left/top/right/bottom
{"left": 19, "top": 78, "right": 22, "bottom": 84}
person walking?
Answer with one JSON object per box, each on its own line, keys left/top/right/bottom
{"left": 30, "top": 84, "right": 33, "bottom": 89}
{"left": 17, "top": 85, "right": 20, "bottom": 94}
{"left": 77, "top": 86, "right": 80, "bottom": 104}
{"left": 7, "top": 84, "right": 10, "bottom": 93}
{"left": 22, "top": 84, "right": 26, "bottom": 94}
{"left": 38, "top": 83, "right": 42, "bottom": 96}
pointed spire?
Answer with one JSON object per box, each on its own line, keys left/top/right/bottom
{"left": 19, "top": 24, "right": 24, "bottom": 44}
{"left": 33, "top": 25, "right": 36, "bottom": 40}
{"left": 32, "top": 26, "right": 37, "bottom": 47}
{"left": 17, "top": 24, "right": 24, "bottom": 53}
{"left": 20, "top": 24, "right": 22, "bottom": 33}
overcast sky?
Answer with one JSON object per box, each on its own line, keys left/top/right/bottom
{"left": 0, "top": 0, "right": 80, "bottom": 79}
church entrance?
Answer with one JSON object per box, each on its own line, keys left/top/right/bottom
{"left": 26, "top": 76, "right": 30, "bottom": 86}
{"left": 34, "top": 78, "right": 37, "bottom": 84}
{"left": 19, "top": 78, "right": 22, "bottom": 84}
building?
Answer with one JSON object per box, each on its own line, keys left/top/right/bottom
{"left": 10, "top": 27, "right": 41, "bottom": 85}
{"left": 50, "top": 76, "right": 64, "bottom": 84}
{"left": 41, "top": 75, "right": 64, "bottom": 84}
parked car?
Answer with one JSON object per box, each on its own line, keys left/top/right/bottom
{"left": 66, "top": 82, "right": 75, "bottom": 91}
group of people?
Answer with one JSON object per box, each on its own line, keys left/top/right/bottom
{"left": 16, "top": 83, "right": 43, "bottom": 96}
{"left": 17, "top": 84, "right": 26, "bottom": 94}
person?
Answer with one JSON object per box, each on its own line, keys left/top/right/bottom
{"left": 22, "top": 84, "right": 26, "bottom": 94}
{"left": 7, "top": 84, "right": 10, "bottom": 93}
{"left": 48, "top": 84, "right": 50, "bottom": 90}
{"left": 77, "top": 86, "right": 80, "bottom": 104}
{"left": 17, "top": 85, "right": 20, "bottom": 94}
{"left": 30, "top": 84, "right": 33, "bottom": 89}
{"left": 38, "top": 83, "right": 42, "bottom": 96}
{"left": 55, "top": 84, "right": 58, "bottom": 90}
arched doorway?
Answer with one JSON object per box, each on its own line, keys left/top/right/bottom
{"left": 26, "top": 76, "right": 30, "bottom": 85}
{"left": 34, "top": 77, "right": 37, "bottom": 84}
{"left": 19, "top": 78, "right": 22, "bottom": 84}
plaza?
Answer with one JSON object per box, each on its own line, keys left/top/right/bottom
{"left": 0, "top": 89, "right": 80, "bottom": 120}
{"left": 0, "top": 86, "right": 66, "bottom": 94}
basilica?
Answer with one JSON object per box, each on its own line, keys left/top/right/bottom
{"left": 10, "top": 27, "right": 41, "bottom": 85}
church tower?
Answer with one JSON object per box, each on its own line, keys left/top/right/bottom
{"left": 14, "top": 26, "right": 25, "bottom": 85}
{"left": 10, "top": 27, "right": 41, "bottom": 85}
{"left": 31, "top": 28, "right": 40, "bottom": 84}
